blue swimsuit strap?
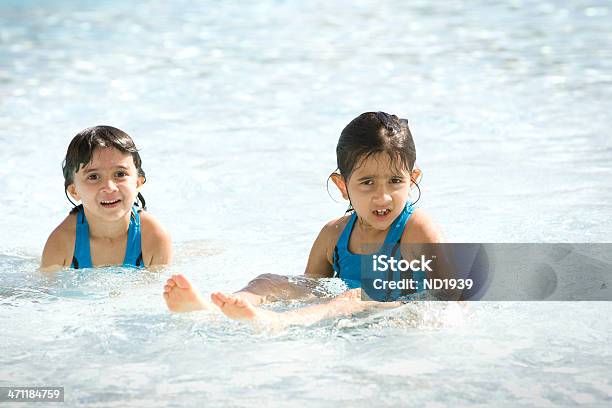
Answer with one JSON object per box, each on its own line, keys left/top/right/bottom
{"left": 123, "top": 207, "right": 143, "bottom": 267}
{"left": 71, "top": 206, "right": 143, "bottom": 269}
{"left": 72, "top": 208, "right": 93, "bottom": 269}
{"left": 332, "top": 211, "right": 356, "bottom": 273}
{"left": 337, "top": 212, "right": 357, "bottom": 252}
{"left": 384, "top": 204, "right": 414, "bottom": 246}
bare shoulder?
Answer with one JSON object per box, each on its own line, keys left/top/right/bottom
{"left": 139, "top": 210, "right": 170, "bottom": 238}
{"left": 317, "top": 214, "right": 352, "bottom": 264}
{"left": 320, "top": 214, "right": 352, "bottom": 243}
{"left": 139, "top": 211, "right": 172, "bottom": 267}
{"left": 41, "top": 214, "right": 76, "bottom": 271}
{"left": 304, "top": 214, "right": 352, "bottom": 278}
{"left": 402, "top": 208, "right": 445, "bottom": 243}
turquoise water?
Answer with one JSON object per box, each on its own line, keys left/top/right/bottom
{"left": 1, "top": 1, "right": 611, "bottom": 406}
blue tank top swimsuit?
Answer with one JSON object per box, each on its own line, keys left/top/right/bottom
{"left": 71, "top": 206, "right": 144, "bottom": 269}
{"left": 333, "top": 204, "right": 414, "bottom": 290}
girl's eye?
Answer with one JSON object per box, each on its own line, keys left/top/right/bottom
{"left": 361, "top": 179, "right": 374, "bottom": 186}
{"left": 115, "top": 171, "right": 127, "bottom": 178}
{"left": 87, "top": 174, "right": 99, "bottom": 181}
{"left": 390, "top": 178, "right": 404, "bottom": 184}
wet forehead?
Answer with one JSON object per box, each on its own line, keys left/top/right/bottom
{"left": 79, "top": 147, "right": 135, "bottom": 172}
{"left": 351, "top": 153, "right": 410, "bottom": 178}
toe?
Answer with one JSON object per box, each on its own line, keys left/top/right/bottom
{"left": 210, "top": 293, "right": 224, "bottom": 307}
{"left": 174, "top": 274, "right": 191, "bottom": 289}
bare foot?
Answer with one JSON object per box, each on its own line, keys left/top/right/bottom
{"left": 163, "top": 274, "right": 212, "bottom": 313}
{"left": 211, "top": 291, "right": 275, "bottom": 322}
{"left": 210, "top": 288, "right": 399, "bottom": 329}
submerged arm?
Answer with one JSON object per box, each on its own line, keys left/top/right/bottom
{"left": 40, "top": 219, "right": 73, "bottom": 272}
{"left": 234, "top": 220, "right": 339, "bottom": 305}
{"left": 140, "top": 212, "right": 173, "bottom": 268}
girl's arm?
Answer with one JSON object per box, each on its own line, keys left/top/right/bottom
{"left": 40, "top": 217, "right": 74, "bottom": 272}
{"left": 140, "top": 212, "right": 173, "bottom": 268}
{"left": 401, "top": 208, "right": 444, "bottom": 244}
{"left": 400, "top": 209, "right": 462, "bottom": 300}
{"left": 233, "top": 218, "right": 342, "bottom": 305}
{"left": 41, "top": 231, "right": 68, "bottom": 272}
{"left": 303, "top": 219, "right": 339, "bottom": 278}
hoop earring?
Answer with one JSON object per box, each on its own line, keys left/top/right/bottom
{"left": 345, "top": 191, "right": 355, "bottom": 213}
{"left": 410, "top": 177, "right": 422, "bottom": 206}
{"left": 64, "top": 189, "right": 78, "bottom": 208}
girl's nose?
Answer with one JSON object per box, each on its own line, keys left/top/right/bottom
{"left": 100, "top": 178, "right": 119, "bottom": 193}
{"left": 372, "top": 185, "right": 392, "bottom": 204}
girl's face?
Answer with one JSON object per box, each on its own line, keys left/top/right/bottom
{"left": 67, "top": 147, "right": 144, "bottom": 222}
{"left": 334, "top": 153, "right": 416, "bottom": 231}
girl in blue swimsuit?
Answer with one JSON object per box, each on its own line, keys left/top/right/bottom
{"left": 164, "top": 112, "right": 443, "bottom": 320}
{"left": 41, "top": 126, "right": 172, "bottom": 271}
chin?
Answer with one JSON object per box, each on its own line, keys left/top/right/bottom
{"left": 364, "top": 218, "right": 392, "bottom": 231}
{"left": 98, "top": 206, "right": 131, "bottom": 219}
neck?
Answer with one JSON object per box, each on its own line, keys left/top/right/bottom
{"left": 83, "top": 208, "right": 131, "bottom": 241}
{"left": 355, "top": 216, "right": 389, "bottom": 238}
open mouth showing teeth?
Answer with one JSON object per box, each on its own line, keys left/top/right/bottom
{"left": 101, "top": 199, "right": 121, "bottom": 206}
{"left": 373, "top": 209, "right": 390, "bottom": 216}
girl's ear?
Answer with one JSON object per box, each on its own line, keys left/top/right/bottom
{"left": 410, "top": 168, "right": 422, "bottom": 188}
{"left": 67, "top": 184, "right": 80, "bottom": 201}
{"left": 330, "top": 173, "right": 349, "bottom": 200}
{"left": 136, "top": 176, "right": 145, "bottom": 190}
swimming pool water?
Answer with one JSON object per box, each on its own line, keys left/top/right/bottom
{"left": 1, "top": 0, "right": 611, "bottom": 406}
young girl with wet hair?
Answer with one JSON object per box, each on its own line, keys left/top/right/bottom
{"left": 164, "top": 112, "right": 442, "bottom": 324}
{"left": 41, "top": 126, "right": 172, "bottom": 271}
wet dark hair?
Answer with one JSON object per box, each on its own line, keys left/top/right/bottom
{"left": 62, "top": 125, "right": 147, "bottom": 214}
{"left": 331, "top": 111, "right": 421, "bottom": 208}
